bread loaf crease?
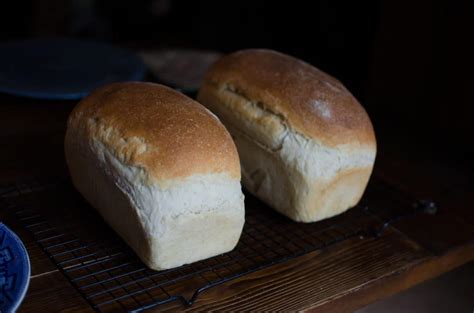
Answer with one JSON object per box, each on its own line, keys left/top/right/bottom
{"left": 198, "top": 49, "right": 376, "bottom": 222}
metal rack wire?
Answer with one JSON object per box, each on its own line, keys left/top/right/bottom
{"left": 0, "top": 177, "right": 437, "bottom": 312}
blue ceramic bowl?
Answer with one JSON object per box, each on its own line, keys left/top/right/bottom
{"left": 0, "top": 38, "right": 146, "bottom": 100}
{"left": 0, "top": 223, "right": 31, "bottom": 312}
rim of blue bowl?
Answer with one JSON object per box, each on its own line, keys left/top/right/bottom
{"left": 0, "top": 223, "right": 31, "bottom": 312}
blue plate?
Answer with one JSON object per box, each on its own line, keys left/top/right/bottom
{"left": 0, "top": 38, "right": 146, "bottom": 100}
{"left": 0, "top": 223, "right": 31, "bottom": 312}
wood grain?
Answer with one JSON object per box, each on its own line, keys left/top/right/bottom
{"left": 312, "top": 243, "right": 474, "bottom": 313}
{"left": 155, "top": 230, "right": 429, "bottom": 312}
{"left": 19, "top": 271, "right": 93, "bottom": 313}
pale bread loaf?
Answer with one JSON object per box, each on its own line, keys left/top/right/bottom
{"left": 197, "top": 49, "right": 376, "bottom": 222}
{"left": 65, "top": 82, "right": 245, "bottom": 270}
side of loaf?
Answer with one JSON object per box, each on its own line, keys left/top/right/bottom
{"left": 197, "top": 49, "right": 376, "bottom": 222}
{"left": 65, "top": 82, "right": 245, "bottom": 270}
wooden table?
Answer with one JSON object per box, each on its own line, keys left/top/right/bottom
{"left": 1, "top": 95, "right": 473, "bottom": 312}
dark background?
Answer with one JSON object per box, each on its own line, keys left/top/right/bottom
{"left": 1, "top": 0, "right": 473, "bottom": 176}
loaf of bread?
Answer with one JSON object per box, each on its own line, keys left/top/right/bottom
{"left": 65, "top": 82, "right": 245, "bottom": 270}
{"left": 198, "top": 49, "right": 376, "bottom": 222}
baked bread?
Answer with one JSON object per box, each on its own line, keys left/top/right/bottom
{"left": 197, "top": 49, "right": 376, "bottom": 222}
{"left": 65, "top": 82, "right": 245, "bottom": 270}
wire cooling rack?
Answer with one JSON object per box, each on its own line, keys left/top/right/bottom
{"left": 0, "top": 177, "right": 437, "bottom": 312}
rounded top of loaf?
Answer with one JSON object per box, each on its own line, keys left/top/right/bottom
{"left": 66, "top": 82, "right": 240, "bottom": 183}
{"left": 200, "top": 49, "right": 376, "bottom": 148}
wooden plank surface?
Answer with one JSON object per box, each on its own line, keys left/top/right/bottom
{"left": 1, "top": 95, "right": 473, "bottom": 312}
{"left": 155, "top": 230, "right": 430, "bottom": 312}
{"left": 313, "top": 243, "right": 474, "bottom": 313}
{"left": 21, "top": 272, "right": 94, "bottom": 313}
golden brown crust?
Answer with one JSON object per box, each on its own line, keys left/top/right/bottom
{"left": 67, "top": 82, "right": 240, "bottom": 183}
{"left": 199, "top": 49, "right": 376, "bottom": 147}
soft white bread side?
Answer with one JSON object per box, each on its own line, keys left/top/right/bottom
{"left": 197, "top": 49, "right": 376, "bottom": 222}
{"left": 65, "top": 82, "right": 245, "bottom": 270}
